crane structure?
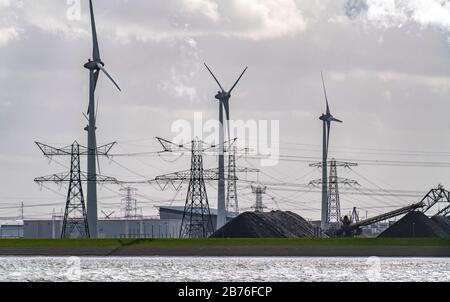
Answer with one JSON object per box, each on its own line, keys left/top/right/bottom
{"left": 34, "top": 141, "right": 117, "bottom": 238}
{"left": 338, "top": 186, "right": 450, "bottom": 236}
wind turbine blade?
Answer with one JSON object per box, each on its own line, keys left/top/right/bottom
{"left": 97, "top": 64, "right": 122, "bottom": 91}
{"left": 222, "top": 100, "right": 231, "bottom": 142}
{"left": 88, "top": 71, "right": 100, "bottom": 114}
{"left": 321, "top": 72, "right": 330, "bottom": 115}
{"left": 326, "top": 121, "right": 331, "bottom": 157}
{"left": 93, "top": 69, "right": 100, "bottom": 90}
{"left": 222, "top": 99, "right": 230, "bottom": 122}
{"left": 228, "top": 66, "right": 248, "bottom": 94}
{"left": 204, "top": 63, "right": 225, "bottom": 92}
{"left": 331, "top": 117, "right": 343, "bottom": 123}
{"left": 89, "top": 0, "right": 100, "bottom": 61}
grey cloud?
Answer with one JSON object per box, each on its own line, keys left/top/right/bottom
{"left": 1, "top": 0, "right": 450, "bottom": 220}
{"left": 344, "top": 0, "right": 368, "bottom": 19}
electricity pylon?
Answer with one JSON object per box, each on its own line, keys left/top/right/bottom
{"left": 35, "top": 141, "right": 117, "bottom": 239}
{"left": 251, "top": 184, "right": 267, "bottom": 212}
{"left": 226, "top": 145, "right": 239, "bottom": 217}
{"left": 61, "top": 142, "right": 89, "bottom": 238}
{"left": 310, "top": 160, "right": 358, "bottom": 227}
{"left": 155, "top": 137, "right": 258, "bottom": 238}
{"left": 120, "top": 186, "right": 138, "bottom": 219}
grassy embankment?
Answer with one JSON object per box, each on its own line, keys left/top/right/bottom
{"left": 0, "top": 238, "right": 449, "bottom": 249}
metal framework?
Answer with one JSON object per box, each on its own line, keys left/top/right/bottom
{"left": 180, "top": 139, "right": 214, "bottom": 238}
{"left": 120, "top": 187, "right": 138, "bottom": 219}
{"left": 328, "top": 160, "right": 341, "bottom": 223}
{"left": 226, "top": 146, "right": 239, "bottom": 217}
{"left": 251, "top": 184, "right": 267, "bottom": 212}
{"left": 60, "top": 142, "right": 89, "bottom": 238}
{"left": 418, "top": 185, "right": 450, "bottom": 214}
{"left": 310, "top": 160, "right": 359, "bottom": 226}
{"left": 35, "top": 141, "right": 117, "bottom": 239}
{"left": 339, "top": 186, "right": 450, "bottom": 236}
{"left": 155, "top": 137, "right": 257, "bottom": 237}
{"left": 435, "top": 205, "right": 450, "bottom": 217}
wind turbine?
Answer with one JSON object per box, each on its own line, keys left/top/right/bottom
{"left": 204, "top": 63, "right": 248, "bottom": 229}
{"left": 84, "top": 0, "right": 121, "bottom": 238}
{"left": 319, "top": 72, "right": 342, "bottom": 231}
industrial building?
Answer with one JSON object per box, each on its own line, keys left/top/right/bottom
{"left": 23, "top": 218, "right": 181, "bottom": 239}
{"left": 159, "top": 206, "right": 236, "bottom": 231}
{"left": 15, "top": 206, "right": 234, "bottom": 239}
{"left": 0, "top": 221, "right": 24, "bottom": 239}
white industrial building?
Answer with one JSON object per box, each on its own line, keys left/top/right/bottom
{"left": 0, "top": 221, "right": 24, "bottom": 238}
{"left": 12, "top": 206, "right": 228, "bottom": 239}
{"left": 23, "top": 218, "right": 181, "bottom": 239}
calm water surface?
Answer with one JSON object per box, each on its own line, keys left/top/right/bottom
{"left": 0, "top": 257, "right": 449, "bottom": 282}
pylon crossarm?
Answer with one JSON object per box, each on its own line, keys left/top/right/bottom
{"left": 36, "top": 142, "right": 73, "bottom": 156}
{"left": 156, "top": 137, "right": 192, "bottom": 153}
{"left": 309, "top": 161, "right": 358, "bottom": 168}
{"left": 35, "top": 173, "right": 117, "bottom": 184}
{"left": 34, "top": 173, "right": 71, "bottom": 183}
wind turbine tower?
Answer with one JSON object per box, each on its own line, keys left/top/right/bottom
{"left": 204, "top": 63, "right": 248, "bottom": 230}
{"left": 319, "top": 73, "right": 342, "bottom": 231}
{"left": 84, "top": 0, "right": 121, "bottom": 238}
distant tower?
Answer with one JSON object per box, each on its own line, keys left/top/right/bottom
{"left": 180, "top": 139, "right": 214, "bottom": 238}
{"left": 251, "top": 184, "right": 267, "bottom": 213}
{"left": 226, "top": 146, "right": 239, "bottom": 216}
{"left": 351, "top": 207, "right": 360, "bottom": 223}
{"left": 328, "top": 159, "right": 341, "bottom": 224}
{"left": 120, "top": 187, "right": 138, "bottom": 219}
{"left": 309, "top": 160, "right": 358, "bottom": 228}
{"left": 61, "top": 142, "right": 90, "bottom": 239}
{"left": 19, "top": 202, "right": 24, "bottom": 220}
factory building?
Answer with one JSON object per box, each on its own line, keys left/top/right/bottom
{"left": 23, "top": 218, "right": 181, "bottom": 239}
{"left": 158, "top": 206, "right": 236, "bottom": 231}
{"left": 0, "top": 221, "right": 24, "bottom": 238}
{"left": 17, "top": 206, "right": 231, "bottom": 239}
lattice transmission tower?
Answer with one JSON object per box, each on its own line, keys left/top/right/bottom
{"left": 154, "top": 137, "right": 258, "bottom": 238}
{"left": 120, "top": 186, "right": 139, "bottom": 219}
{"left": 181, "top": 139, "right": 214, "bottom": 238}
{"left": 226, "top": 145, "right": 239, "bottom": 217}
{"left": 35, "top": 141, "right": 117, "bottom": 239}
{"left": 61, "top": 142, "right": 89, "bottom": 238}
{"left": 310, "top": 159, "right": 359, "bottom": 226}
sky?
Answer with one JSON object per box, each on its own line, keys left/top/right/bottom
{"left": 1, "top": 0, "right": 450, "bottom": 221}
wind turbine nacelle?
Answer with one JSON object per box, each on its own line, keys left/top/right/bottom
{"left": 84, "top": 60, "right": 104, "bottom": 70}
{"left": 215, "top": 91, "right": 230, "bottom": 101}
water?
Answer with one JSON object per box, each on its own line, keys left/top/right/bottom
{"left": 0, "top": 257, "right": 449, "bottom": 282}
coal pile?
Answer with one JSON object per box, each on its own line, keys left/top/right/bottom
{"left": 211, "top": 211, "right": 318, "bottom": 238}
{"left": 379, "top": 212, "right": 449, "bottom": 238}
{"left": 431, "top": 216, "right": 450, "bottom": 236}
